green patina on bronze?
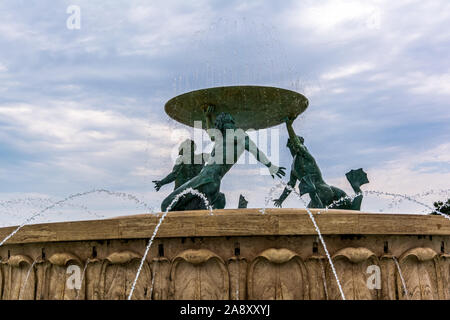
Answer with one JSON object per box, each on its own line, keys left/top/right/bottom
{"left": 273, "top": 116, "right": 369, "bottom": 210}
{"left": 238, "top": 194, "right": 248, "bottom": 209}
{"left": 165, "top": 85, "right": 308, "bottom": 131}
{"left": 152, "top": 139, "right": 208, "bottom": 191}
{"left": 160, "top": 85, "right": 368, "bottom": 211}
{"left": 160, "top": 106, "right": 286, "bottom": 212}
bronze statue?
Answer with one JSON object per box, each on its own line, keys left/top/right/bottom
{"left": 273, "top": 116, "right": 369, "bottom": 210}
{"left": 238, "top": 194, "right": 248, "bottom": 208}
{"left": 152, "top": 139, "right": 208, "bottom": 191}
{"left": 153, "top": 138, "right": 226, "bottom": 211}
{"left": 160, "top": 106, "right": 286, "bottom": 212}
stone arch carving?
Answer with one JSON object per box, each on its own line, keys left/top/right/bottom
{"left": 228, "top": 256, "right": 247, "bottom": 300}
{"left": 305, "top": 255, "right": 328, "bottom": 300}
{"left": 248, "top": 248, "right": 308, "bottom": 300}
{"left": 2, "top": 255, "right": 35, "bottom": 300}
{"left": 170, "top": 249, "right": 229, "bottom": 300}
{"left": 326, "top": 247, "right": 380, "bottom": 300}
{"left": 36, "top": 252, "right": 84, "bottom": 300}
{"left": 96, "top": 251, "right": 152, "bottom": 300}
{"left": 397, "top": 247, "right": 442, "bottom": 300}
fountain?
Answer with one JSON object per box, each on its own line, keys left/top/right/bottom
{"left": 0, "top": 86, "right": 448, "bottom": 300}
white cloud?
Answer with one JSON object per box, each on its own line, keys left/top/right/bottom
{"left": 364, "top": 143, "right": 450, "bottom": 195}
{"left": 297, "top": 1, "right": 381, "bottom": 31}
{"left": 367, "top": 71, "right": 450, "bottom": 96}
{"left": 409, "top": 73, "right": 450, "bottom": 96}
{"left": 321, "top": 63, "right": 374, "bottom": 80}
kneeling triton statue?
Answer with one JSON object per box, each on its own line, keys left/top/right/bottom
{"left": 153, "top": 139, "right": 209, "bottom": 192}
{"left": 273, "top": 116, "right": 369, "bottom": 210}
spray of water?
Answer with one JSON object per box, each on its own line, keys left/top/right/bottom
{"left": 0, "top": 189, "right": 155, "bottom": 248}
{"left": 363, "top": 190, "right": 450, "bottom": 221}
{"left": 0, "top": 197, "right": 102, "bottom": 225}
{"left": 259, "top": 183, "right": 282, "bottom": 214}
{"left": 279, "top": 182, "right": 346, "bottom": 300}
{"left": 262, "top": 181, "right": 450, "bottom": 220}
{"left": 18, "top": 260, "right": 36, "bottom": 300}
{"left": 388, "top": 188, "right": 450, "bottom": 209}
{"left": 235, "top": 262, "right": 240, "bottom": 300}
{"left": 319, "top": 259, "right": 329, "bottom": 300}
{"left": 149, "top": 266, "right": 156, "bottom": 299}
{"left": 393, "top": 256, "right": 409, "bottom": 299}
{"left": 257, "top": 181, "right": 450, "bottom": 300}
{"left": 127, "top": 188, "right": 212, "bottom": 300}
{"left": 76, "top": 258, "right": 90, "bottom": 300}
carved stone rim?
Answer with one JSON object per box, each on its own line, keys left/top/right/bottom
{"left": 0, "top": 209, "right": 449, "bottom": 245}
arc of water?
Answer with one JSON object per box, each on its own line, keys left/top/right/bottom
{"left": 19, "top": 260, "right": 36, "bottom": 300}
{"left": 149, "top": 266, "right": 156, "bottom": 299}
{"left": 0, "top": 197, "right": 102, "bottom": 223}
{"left": 262, "top": 182, "right": 450, "bottom": 220}
{"left": 236, "top": 261, "right": 240, "bottom": 300}
{"left": 319, "top": 259, "right": 329, "bottom": 300}
{"left": 392, "top": 256, "right": 409, "bottom": 300}
{"left": 260, "top": 181, "right": 450, "bottom": 301}
{"left": 277, "top": 181, "right": 346, "bottom": 300}
{"left": 76, "top": 258, "right": 90, "bottom": 300}
{"left": 0, "top": 189, "right": 155, "bottom": 248}
{"left": 363, "top": 190, "right": 450, "bottom": 221}
{"left": 128, "top": 188, "right": 213, "bottom": 300}
{"left": 259, "top": 182, "right": 285, "bottom": 214}
{"left": 298, "top": 198, "right": 346, "bottom": 300}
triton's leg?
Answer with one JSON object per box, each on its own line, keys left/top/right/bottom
{"left": 329, "top": 186, "right": 351, "bottom": 210}
{"left": 307, "top": 192, "right": 324, "bottom": 209}
{"left": 299, "top": 175, "right": 317, "bottom": 196}
{"left": 161, "top": 179, "right": 199, "bottom": 212}
{"left": 350, "top": 194, "right": 364, "bottom": 211}
{"left": 161, "top": 187, "right": 193, "bottom": 212}
{"left": 212, "top": 192, "right": 226, "bottom": 209}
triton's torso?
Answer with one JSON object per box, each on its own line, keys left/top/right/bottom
{"left": 174, "top": 154, "right": 208, "bottom": 189}
{"left": 292, "top": 146, "right": 324, "bottom": 184}
{"left": 174, "top": 163, "right": 204, "bottom": 189}
{"left": 206, "top": 132, "right": 247, "bottom": 179}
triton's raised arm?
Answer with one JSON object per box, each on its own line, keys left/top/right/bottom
{"left": 245, "top": 135, "right": 286, "bottom": 179}
{"left": 285, "top": 116, "right": 307, "bottom": 153}
{"left": 203, "top": 105, "right": 216, "bottom": 141}
{"left": 273, "top": 170, "right": 297, "bottom": 207}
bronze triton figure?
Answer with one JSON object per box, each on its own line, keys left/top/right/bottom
{"left": 160, "top": 106, "right": 286, "bottom": 212}
{"left": 273, "top": 116, "right": 369, "bottom": 210}
{"left": 152, "top": 139, "right": 208, "bottom": 191}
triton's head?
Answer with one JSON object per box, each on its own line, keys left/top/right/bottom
{"left": 214, "top": 112, "right": 236, "bottom": 131}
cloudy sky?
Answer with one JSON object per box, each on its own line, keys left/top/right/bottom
{"left": 0, "top": 0, "right": 449, "bottom": 224}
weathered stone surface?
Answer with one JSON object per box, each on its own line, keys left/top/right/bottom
{"left": 0, "top": 209, "right": 448, "bottom": 300}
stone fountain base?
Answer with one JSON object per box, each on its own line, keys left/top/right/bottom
{"left": 0, "top": 209, "right": 448, "bottom": 300}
